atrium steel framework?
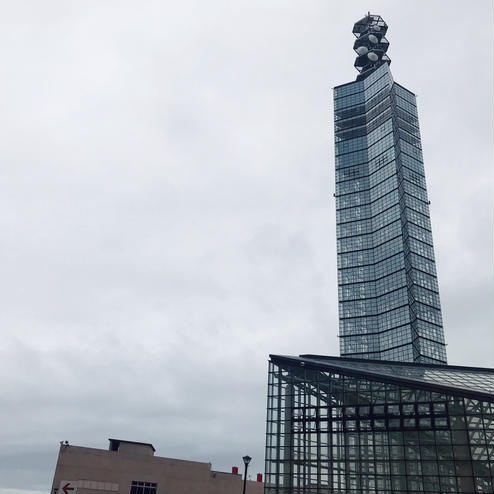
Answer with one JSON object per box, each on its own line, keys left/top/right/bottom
{"left": 264, "top": 355, "right": 494, "bottom": 494}
{"left": 335, "top": 14, "right": 446, "bottom": 363}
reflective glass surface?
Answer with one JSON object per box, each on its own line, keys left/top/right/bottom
{"left": 298, "top": 356, "right": 494, "bottom": 397}
{"left": 265, "top": 358, "right": 494, "bottom": 494}
{"left": 334, "top": 63, "right": 447, "bottom": 364}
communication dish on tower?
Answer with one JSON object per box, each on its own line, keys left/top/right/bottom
{"left": 352, "top": 13, "right": 391, "bottom": 80}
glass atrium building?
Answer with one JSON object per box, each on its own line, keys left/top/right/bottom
{"left": 334, "top": 14, "right": 446, "bottom": 364}
{"left": 264, "top": 13, "right": 494, "bottom": 494}
{"left": 265, "top": 355, "right": 494, "bottom": 494}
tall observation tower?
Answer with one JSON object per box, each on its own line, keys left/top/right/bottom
{"left": 264, "top": 15, "right": 494, "bottom": 494}
{"left": 334, "top": 14, "right": 447, "bottom": 363}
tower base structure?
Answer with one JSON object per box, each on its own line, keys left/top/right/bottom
{"left": 264, "top": 354, "right": 494, "bottom": 494}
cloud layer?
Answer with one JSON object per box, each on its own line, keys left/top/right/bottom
{"left": 0, "top": 1, "right": 492, "bottom": 490}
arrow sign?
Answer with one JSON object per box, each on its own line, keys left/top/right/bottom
{"left": 59, "top": 481, "right": 77, "bottom": 494}
{"left": 63, "top": 483, "right": 74, "bottom": 494}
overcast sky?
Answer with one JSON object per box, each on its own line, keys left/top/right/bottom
{"left": 0, "top": 1, "right": 492, "bottom": 492}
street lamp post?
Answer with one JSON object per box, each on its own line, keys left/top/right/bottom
{"left": 242, "top": 455, "right": 252, "bottom": 494}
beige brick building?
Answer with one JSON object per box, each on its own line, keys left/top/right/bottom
{"left": 51, "top": 439, "right": 263, "bottom": 494}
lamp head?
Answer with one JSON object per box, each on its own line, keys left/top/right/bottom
{"left": 243, "top": 455, "right": 252, "bottom": 466}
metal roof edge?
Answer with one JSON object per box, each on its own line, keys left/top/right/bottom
{"left": 269, "top": 355, "right": 494, "bottom": 403}
{"left": 298, "top": 354, "right": 494, "bottom": 374}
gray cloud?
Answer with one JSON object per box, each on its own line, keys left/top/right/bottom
{"left": 0, "top": 1, "right": 491, "bottom": 491}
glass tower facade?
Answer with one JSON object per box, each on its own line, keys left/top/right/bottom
{"left": 334, "top": 15, "right": 447, "bottom": 364}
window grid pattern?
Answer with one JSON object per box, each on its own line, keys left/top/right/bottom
{"left": 265, "top": 360, "right": 494, "bottom": 494}
{"left": 130, "top": 481, "right": 157, "bottom": 494}
{"left": 334, "top": 63, "right": 446, "bottom": 364}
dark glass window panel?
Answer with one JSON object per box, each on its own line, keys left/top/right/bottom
{"left": 472, "top": 460, "right": 491, "bottom": 476}
{"left": 455, "top": 460, "right": 473, "bottom": 476}
{"left": 406, "top": 460, "right": 421, "bottom": 475}
{"left": 435, "top": 430, "right": 452, "bottom": 444}
{"left": 373, "top": 418, "right": 385, "bottom": 429}
{"left": 374, "top": 432, "right": 388, "bottom": 446}
{"left": 436, "top": 444, "right": 454, "bottom": 460}
{"left": 457, "top": 476, "right": 475, "bottom": 492}
{"left": 391, "top": 476, "right": 407, "bottom": 491}
{"left": 438, "top": 460, "right": 455, "bottom": 476}
{"left": 453, "top": 445, "right": 471, "bottom": 460}
{"left": 440, "top": 475, "right": 458, "bottom": 492}
{"left": 358, "top": 460, "right": 372, "bottom": 473}
{"left": 419, "top": 430, "right": 435, "bottom": 444}
{"left": 407, "top": 475, "right": 423, "bottom": 491}
{"left": 403, "top": 430, "right": 419, "bottom": 444}
{"left": 432, "top": 392, "right": 447, "bottom": 401}
{"left": 401, "top": 389, "right": 416, "bottom": 402}
{"left": 448, "top": 398, "right": 465, "bottom": 415}
{"left": 360, "top": 419, "right": 371, "bottom": 430}
{"left": 388, "top": 418, "right": 400, "bottom": 428}
{"left": 450, "top": 415, "right": 466, "bottom": 429}
{"left": 405, "top": 445, "right": 420, "bottom": 459}
{"left": 376, "top": 476, "right": 391, "bottom": 490}
{"left": 345, "top": 420, "right": 357, "bottom": 431}
{"left": 416, "top": 389, "right": 431, "bottom": 401}
{"left": 419, "top": 417, "right": 431, "bottom": 428}
{"left": 419, "top": 444, "right": 437, "bottom": 460}
{"left": 390, "top": 460, "right": 406, "bottom": 474}
{"left": 375, "top": 461, "right": 390, "bottom": 474}
{"left": 386, "top": 387, "right": 400, "bottom": 402}
{"left": 421, "top": 461, "right": 438, "bottom": 475}
{"left": 434, "top": 417, "right": 448, "bottom": 427}
{"left": 452, "top": 429, "right": 469, "bottom": 444}
{"left": 389, "top": 431, "right": 403, "bottom": 445}
{"left": 422, "top": 475, "right": 440, "bottom": 492}
{"left": 389, "top": 445, "right": 404, "bottom": 459}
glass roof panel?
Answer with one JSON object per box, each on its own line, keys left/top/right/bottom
{"left": 292, "top": 355, "right": 494, "bottom": 396}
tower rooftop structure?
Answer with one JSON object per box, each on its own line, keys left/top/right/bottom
{"left": 353, "top": 13, "right": 391, "bottom": 80}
